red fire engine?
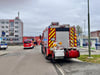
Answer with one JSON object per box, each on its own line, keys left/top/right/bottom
{"left": 41, "top": 22, "right": 80, "bottom": 61}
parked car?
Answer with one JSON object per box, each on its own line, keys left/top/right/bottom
{"left": 23, "top": 39, "right": 34, "bottom": 49}
{"left": 0, "top": 41, "right": 8, "bottom": 50}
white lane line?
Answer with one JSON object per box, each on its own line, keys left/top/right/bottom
{"left": 55, "top": 64, "right": 65, "bottom": 75}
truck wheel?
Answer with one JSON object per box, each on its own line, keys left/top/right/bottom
{"left": 44, "top": 47, "right": 48, "bottom": 59}
{"left": 77, "top": 50, "right": 80, "bottom": 57}
{"left": 41, "top": 46, "right": 44, "bottom": 54}
{"left": 52, "top": 52, "right": 55, "bottom": 62}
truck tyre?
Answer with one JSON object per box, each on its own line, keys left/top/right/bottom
{"left": 52, "top": 52, "right": 55, "bottom": 63}
{"left": 41, "top": 45, "right": 44, "bottom": 54}
{"left": 44, "top": 47, "right": 48, "bottom": 59}
{"left": 77, "top": 50, "right": 80, "bottom": 57}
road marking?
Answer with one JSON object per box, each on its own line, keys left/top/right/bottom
{"left": 55, "top": 64, "right": 65, "bottom": 75}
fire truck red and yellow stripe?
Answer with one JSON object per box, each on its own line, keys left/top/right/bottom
{"left": 69, "top": 26, "right": 77, "bottom": 47}
{"left": 48, "top": 28, "right": 56, "bottom": 48}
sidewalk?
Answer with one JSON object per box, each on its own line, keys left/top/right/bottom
{"left": 78, "top": 47, "right": 100, "bottom": 51}
{"left": 78, "top": 47, "right": 100, "bottom": 55}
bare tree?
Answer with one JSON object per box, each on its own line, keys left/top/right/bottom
{"left": 76, "top": 25, "right": 82, "bottom": 37}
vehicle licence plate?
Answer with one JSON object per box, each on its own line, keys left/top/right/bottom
{"left": 1, "top": 45, "right": 7, "bottom": 48}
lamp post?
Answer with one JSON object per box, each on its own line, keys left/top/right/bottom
{"left": 87, "top": 0, "right": 91, "bottom": 57}
{"left": 84, "top": 20, "right": 86, "bottom": 35}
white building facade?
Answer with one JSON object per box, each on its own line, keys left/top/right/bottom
{"left": 0, "top": 17, "right": 23, "bottom": 44}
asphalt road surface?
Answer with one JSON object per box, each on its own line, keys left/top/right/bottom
{"left": 0, "top": 46, "right": 100, "bottom": 75}
{"left": 0, "top": 46, "right": 57, "bottom": 75}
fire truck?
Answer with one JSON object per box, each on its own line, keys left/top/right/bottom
{"left": 41, "top": 22, "right": 80, "bottom": 61}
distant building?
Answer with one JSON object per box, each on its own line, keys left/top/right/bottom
{"left": 91, "top": 30, "right": 100, "bottom": 42}
{"left": 0, "top": 17, "right": 23, "bottom": 44}
{"left": 91, "top": 30, "right": 100, "bottom": 37}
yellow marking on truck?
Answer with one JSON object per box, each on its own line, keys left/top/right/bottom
{"left": 71, "top": 30, "right": 74, "bottom": 33}
{"left": 71, "top": 34, "right": 74, "bottom": 37}
{"left": 49, "top": 40, "right": 51, "bottom": 43}
{"left": 50, "top": 28, "right": 53, "bottom": 30}
{"left": 71, "top": 37, "right": 74, "bottom": 40}
{"left": 51, "top": 45, "right": 54, "bottom": 48}
{"left": 49, "top": 29, "right": 55, "bottom": 36}
{"left": 74, "top": 40, "right": 77, "bottom": 42}
{"left": 74, "top": 37, "right": 76, "bottom": 39}
{"left": 49, "top": 41, "right": 54, "bottom": 47}
{"left": 71, "top": 40, "right": 74, "bottom": 42}
{"left": 71, "top": 28, "right": 74, "bottom": 30}
{"left": 75, "top": 43, "right": 77, "bottom": 45}
{"left": 49, "top": 32, "right": 55, "bottom": 39}
{"left": 71, "top": 44, "right": 74, "bottom": 47}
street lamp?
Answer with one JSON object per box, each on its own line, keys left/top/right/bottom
{"left": 87, "top": 0, "right": 91, "bottom": 57}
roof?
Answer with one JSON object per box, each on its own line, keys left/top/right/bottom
{"left": 91, "top": 30, "right": 100, "bottom": 33}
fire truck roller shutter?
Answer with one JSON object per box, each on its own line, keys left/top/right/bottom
{"left": 56, "top": 28, "right": 69, "bottom": 48}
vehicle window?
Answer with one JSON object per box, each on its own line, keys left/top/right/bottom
{"left": 24, "top": 41, "right": 31, "bottom": 43}
{"left": 1, "top": 41, "right": 6, "bottom": 44}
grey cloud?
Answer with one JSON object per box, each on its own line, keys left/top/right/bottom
{"left": 0, "top": 0, "right": 100, "bottom": 36}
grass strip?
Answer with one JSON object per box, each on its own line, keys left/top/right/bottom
{"left": 78, "top": 55, "right": 100, "bottom": 64}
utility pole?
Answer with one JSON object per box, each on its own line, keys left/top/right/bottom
{"left": 88, "top": 0, "right": 91, "bottom": 57}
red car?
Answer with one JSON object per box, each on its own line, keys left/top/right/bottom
{"left": 23, "top": 39, "right": 34, "bottom": 49}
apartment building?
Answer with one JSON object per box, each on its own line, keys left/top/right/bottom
{"left": 0, "top": 17, "right": 23, "bottom": 44}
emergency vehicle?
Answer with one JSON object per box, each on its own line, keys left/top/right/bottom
{"left": 41, "top": 22, "right": 80, "bottom": 61}
{"left": 23, "top": 39, "right": 34, "bottom": 49}
{"left": 0, "top": 41, "right": 8, "bottom": 50}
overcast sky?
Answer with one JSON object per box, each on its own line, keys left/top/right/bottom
{"left": 0, "top": 0, "right": 99, "bottom": 36}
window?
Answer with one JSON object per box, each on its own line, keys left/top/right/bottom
{"left": 56, "top": 28, "right": 69, "bottom": 31}
{"left": 15, "top": 35, "right": 18, "bottom": 37}
{"left": 8, "top": 38, "right": 10, "bottom": 41}
{"left": 15, "top": 26, "right": 18, "bottom": 28}
{"left": 7, "top": 38, "right": 8, "bottom": 41}
{"left": 3, "top": 39, "right": 5, "bottom": 40}
{"left": 15, "top": 30, "right": 18, "bottom": 33}
{"left": 16, "top": 38, "right": 19, "bottom": 41}
{"left": 9, "top": 31, "right": 14, "bottom": 36}
{"left": 9, "top": 30, "right": 14, "bottom": 36}
{"left": 24, "top": 41, "right": 31, "bottom": 43}
{"left": 9, "top": 21, "right": 14, "bottom": 36}
{"left": 6, "top": 26, "right": 8, "bottom": 28}
{"left": 2, "top": 26, "right": 4, "bottom": 28}
{"left": 6, "top": 22, "right": 9, "bottom": 24}
{"left": 10, "top": 22, "right": 14, "bottom": 27}
{"left": 1, "top": 41, "right": 6, "bottom": 44}
{"left": 6, "top": 35, "right": 9, "bottom": 37}
{"left": 15, "top": 22, "right": 18, "bottom": 24}
{"left": 10, "top": 28, "right": 14, "bottom": 31}
{"left": 6, "top": 31, "right": 8, "bottom": 33}
{"left": 1, "top": 22, "right": 5, "bottom": 24}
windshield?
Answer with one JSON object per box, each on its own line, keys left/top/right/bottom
{"left": 24, "top": 41, "right": 31, "bottom": 44}
{"left": 0, "top": 41, "right": 6, "bottom": 44}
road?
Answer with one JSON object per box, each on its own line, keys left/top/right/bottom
{"left": 0, "top": 46, "right": 100, "bottom": 75}
{"left": 0, "top": 46, "right": 57, "bottom": 75}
